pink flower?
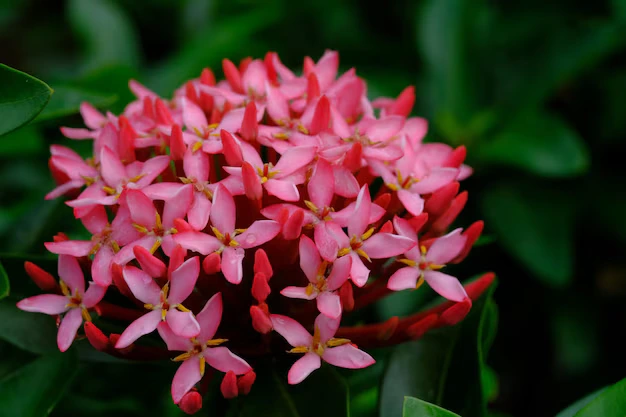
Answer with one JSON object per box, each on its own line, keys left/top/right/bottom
{"left": 17, "top": 255, "right": 106, "bottom": 351}
{"left": 113, "top": 187, "right": 193, "bottom": 265}
{"left": 330, "top": 186, "right": 416, "bottom": 286}
{"left": 224, "top": 141, "right": 316, "bottom": 202}
{"left": 270, "top": 313, "right": 375, "bottom": 384}
{"left": 387, "top": 216, "right": 468, "bottom": 302}
{"left": 45, "top": 205, "right": 139, "bottom": 286}
{"left": 281, "top": 236, "right": 352, "bottom": 319}
{"left": 158, "top": 293, "right": 251, "bottom": 404}
{"left": 175, "top": 184, "right": 280, "bottom": 284}
{"left": 115, "top": 256, "right": 201, "bottom": 348}
{"left": 46, "top": 145, "right": 99, "bottom": 200}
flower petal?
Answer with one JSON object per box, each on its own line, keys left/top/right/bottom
{"left": 125, "top": 189, "right": 157, "bottom": 229}
{"left": 264, "top": 179, "right": 299, "bottom": 202}
{"left": 58, "top": 255, "right": 85, "bottom": 295}
{"left": 299, "top": 235, "right": 321, "bottom": 283}
{"left": 115, "top": 309, "right": 162, "bottom": 348}
{"left": 157, "top": 322, "right": 194, "bottom": 352}
{"left": 270, "top": 314, "right": 312, "bottom": 347}
{"left": 182, "top": 98, "right": 208, "bottom": 132}
{"left": 308, "top": 159, "right": 334, "bottom": 207}
{"left": 210, "top": 185, "right": 236, "bottom": 234}
{"left": 174, "top": 232, "right": 222, "bottom": 255}
{"left": 423, "top": 270, "right": 468, "bottom": 302}
{"left": 171, "top": 355, "right": 203, "bottom": 404}
{"left": 314, "top": 313, "right": 340, "bottom": 342}
{"left": 287, "top": 352, "right": 321, "bottom": 384}
{"left": 57, "top": 308, "right": 83, "bottom": 352}
{"left": 163, "top": 184, "right": 194, "bottom": 228}
{"left": 188, "top": 192, "right": 212, "bottom": 231}
{"left": 203, "top": 346, "right": 251, "bottom": 374}
{"left": 166, "top": 309, "right": 201, "bottom": 338}
{"left": 427, "top": 228, "right": 466, "bottom": 265}
{"left": 221, "top": 247, "right": 245, "bottom": 284}
{"left": 196, "top": 293, "right": 222, "bottom": 342}
{"left": 122, "top": 265, "right": 161, "bottom": 305}
{"left": 183, "top": 148, "right": 210, "bottom": 183}
{"left": 349, "top": 253, "right": 370, "bottom": 287}
{"left": 314, "top": 222, "right": 339, "bottom": 262}
{"left": 274, "top": 146, "right": 316, "bottom": 178}
{"left": 281, "top": 286, "right": 317, "bottom": 300}
{"left": 82, "top": 283, "right": 107, "bottom": 307}
{"left": 17, "top": 294, "right": 69, "bottom": 315}
{"left": 100, "top": 146, "right": 127, "bottom": 187}
{"left": 361, "top": 233, "right": 416, "bottom": 259}
{"left": 397, "top": 189, "right": 425, "bottom": 216}
{"left": 316, "top": 292, "right": 342, "bottom": 319}
{"left": 387, "top": 267, "right": 420, "bottom": 291}
{"left": 44, "top": 240, "right": 92, "bottom": 257}
{"left": 326, "top": 255, "right": 352, "bottom": 291}
{"left": 169, "top": 257, "right": 200, "bottom": 305}
{"left": 348, "top": 186, "right": 371, "bottom": 238}
{"left": 322, "top": 344, "right": 375, "bottom": 369}
{"left": 235, "top": 220, "right": 281, "bottom": 249}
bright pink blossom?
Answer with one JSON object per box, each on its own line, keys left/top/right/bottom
{"left": 17, "top": 255, "right": 106, "bottom": 351}
{"left": 271, "top": 313, "right": 375, "bottom": 384}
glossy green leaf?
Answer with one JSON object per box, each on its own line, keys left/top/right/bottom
{"left": 403, "top": 397, "right": 461, "bottom": 417}
{"left": 36, "top": 85, "right": 117, "bottom": 121}
{"left": 571, "top": 377, "right": 626, "bottom": 417}
{"left": 68, "top": 0, "right": 140, "bottom": 71}
{"left": 482, "top": 181, "right": 574, "bottom": 287}
{"left": 0, "top": 261, "right": 8, "bottom": 300}
{"left": 477, "top": 113, "right": 589, "bottom": 177}
{"left": 0, "top": 349, "right": 77, "bottom": 417}
{"left": 239, "top": 365, "right": 350, "bottom": 417}
{"left": 0, "top": 64, "right": 52, "bottom": 137}
{"left": 380, "top": 280, "right": 497, "bottom": 417}
{"left": 0, "top": 299, "right": 58, "bottom": 354}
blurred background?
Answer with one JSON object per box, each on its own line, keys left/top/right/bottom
{"left": 1, "top": 0, "right": 626, "bottom": 416}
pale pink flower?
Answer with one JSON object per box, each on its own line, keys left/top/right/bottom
{"left": 270, "top": 313, "right": 374, "bottom": 384}
{"left": 17, "top": 255, "right": 106, "bottom": 351}
{"left": 46, "top": 145, "right": 99, "bottom": 200}
{"left": 329, "top": 186, "right": 416, "bottom": 286}
{"left": 388, "top": 216, "right": 468, "bottom": 302}
{"left": 158, "top": 293, "right": 251, "bottom": 404}
{"left": 174, "top": 185, "right": 280, "bottom": 284}
{"left": 115, "top": 256, "right": 201, "bottom": 348}
{"left": 281, "top": 236, "right": 351, "bottom": 319}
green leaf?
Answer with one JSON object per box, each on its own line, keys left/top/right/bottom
{"left": 238, "top": 365, "right": 349, "bottom": 417}
{"left": 572, "top": 378, "right": 626, "bottom": 417}
{"left": 555, "top": 387, "right": 606, "bottom": 417}
{"left": 0, "top": 126, "right": 44, "bottom": 156}
{"left": 67, "top": 0, "right": 140, "bottom": 71}
{"left": 0, "top": 349, "right": 78, "bottom": 417}
{"left": 403, "top": 397, "right": 461, "bottom": 417}
{"left": 0, "top": 299, "right": 58, "bottom": 354}
{"left": 477, "top": 113, "right": 589, "bottom": 177}
{"left": 0, "top": 261, "right": 8, "bottom": 300}
{"left": 36, "top": 85, "right": 117, "bottom": 121}
{"left": 481, "top": 181, "right": 574, "bottom": 287}
{"left": 380, "top": 280, "right": 497, "bottom": 417}
{"left": 0, "top": 64, "right": 52, "bottom": 137}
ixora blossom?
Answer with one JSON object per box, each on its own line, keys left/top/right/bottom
{"left": 17, "top": 50, "right": 492, "bottom": 414}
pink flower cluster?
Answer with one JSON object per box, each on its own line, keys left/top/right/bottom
{"left": 17, "top": 51, "right": 489, "bottom": 414}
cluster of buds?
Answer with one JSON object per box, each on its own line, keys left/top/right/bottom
{"left": 17, "top": 51, "right": 490, "bottom": 414}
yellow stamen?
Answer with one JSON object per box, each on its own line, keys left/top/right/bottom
{"left": 206, "top": 338, "right": 228, "bottom": 346}
{"left": 192, "top": 141, "right": 203, "bottom": 152}
{"left": 150, "top": 239, "right": 162, "bottom": 254}
{"left": 429, "top": 264, "right": 445, "bottom": 271}
{"left": 386, "top": 183, "right": 398, "bottom": 191}
{"left": 172, "top": 352, "right": 192, "bottom": 362}
{"left": 162, "top": 282, "right": 170, "bottom": 298}
{"left": 161, "top": 309, "right": 167, "bottom": 320}
{"left": 132, "top": 224, "right": 149, "bottom": 234}
{"left": 305, "top": 283, "right": 315, "bottom": 297}
{"left": 81, "top": 175, "right": 96, "bottom": 186}
{"left": 89, "top": 242, "right": 101, "bottom": 256}
{"left": 420, "top": 245, "right": 427, "bottom": 255}
{"left": 234, "top": 228, "right": 247, "bottom": 234}
{"left": 199, "top": 357, "right": 206, "bottom": 376}
{"left": 155, "top": 212, "right": 162, "bottom": 229}
{"left": 193, "top": 127, "right": 203, "bottom": 137}
{"left": 260, "top": 176, "right": 268, "bottom": 184}
{"left": 102, "top": 186, "right": 117, "bottom": 195}
{"left": 326, "top": 338, "right": 351, "bottom": 347}
{"left": 297, "top": 124, "right": 310, "bottom": 135}
{"left": 272, "top": 132, "right": 289, "bottom": 140}
{"left": 81, "top": 308, "right": 92, "bottom": 322}
{"left": 208, "top": 123, "right": 219, "bottom": 129}
{"left": 356, "top": 248, "right": 371, "bottom": 262}
{"left": 176, "top": 304, "right": 191, "bottom": 313}
{"left": 169, "top": 228, "right": 178, "bottom": 234}
{"left": 211, "top": 226, "right": 225, "bottom": 241}
{"left": 288, "top": 346, "right": 309, "bottom": 354}
{"left": 337, "top": 247, "right": 351, "bottom": 257}
{"left": 415, "top": 276, "right": 425, "bottom": 290}
{"left": 304, "top": 200, "right": 318, "bottom": 213}
{"left": 59, "top": 280, "right": 70, "bottom": 297}
{"left": 398, "top": 258, "right": 417, "bottom": 267}
{"left": 111, "top": 241, "right": 120, "bottom": 253}
{"left": 361, "top": 227, "right": 375, "bottom": 241}
{"left": 228, "top": 240, "right": 240, "bottom": 247}
{"left": 144, "top": 303, "right": 154, "bottom": 310}
{"left": 128, "top": 174, "right": 145, "bottom": 183}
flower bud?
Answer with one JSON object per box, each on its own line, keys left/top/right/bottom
{"left": 250, "top": 305, "right": 272, "bottom": 334}
{"left": 220, "top": 371, "right": 238, "bottom": 399}
{"left": 237, "top": 370, "right": 256, "bottom": 395}
{"left": 24, "top": 261, "right": 57, "bottom": 292}
{"left": 178, "top": 390, "right": 203, "bottom": 415}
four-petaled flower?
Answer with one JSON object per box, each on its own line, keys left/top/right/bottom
{"left": 271, "top": 313, "right": 375, "bottom": 384}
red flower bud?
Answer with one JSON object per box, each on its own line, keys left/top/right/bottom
{"left": 220, "top": 371, "right": 238, "bottom": 399}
